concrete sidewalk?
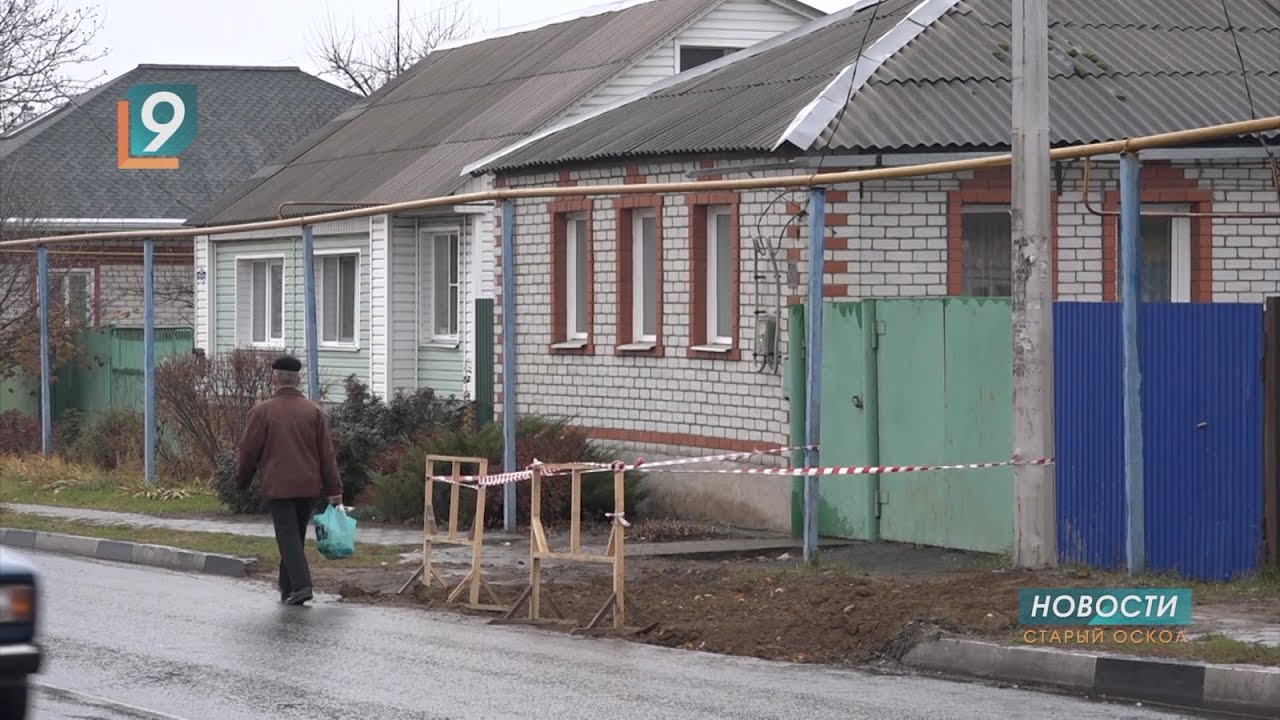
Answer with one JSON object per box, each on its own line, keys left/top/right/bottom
{"left": 0, "top": 502, "right": 847, "bottom": 559}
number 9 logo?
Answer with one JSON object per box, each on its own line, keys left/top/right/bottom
{"left": 121, "top": 83, "right": 197, "bottom": 162}
{"left": 140, "top": 91, "right": 186, "bottom": 153}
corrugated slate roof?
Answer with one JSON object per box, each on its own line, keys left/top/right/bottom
{"left": 188, "top": 0, "right": 771, "bottom": 226}
{"left": 477, "top": 0, "right": 1280, "bottom": 174}
{"left": 0, "top": 65, "right": 358, "bottom": 220}
{"left": 827, "top": 0, "right": 1280, "bottom": 150}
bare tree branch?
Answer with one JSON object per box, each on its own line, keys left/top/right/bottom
{"left": 308, "top": 1, "right": 477, "bottom": 96}
{"left": 0, "top": 0, "right": 106, "bottom": 131}
{"left": 0, "top": 1, "right": 105, "bottom": 378}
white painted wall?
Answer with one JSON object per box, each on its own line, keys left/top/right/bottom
{"left": 567, "top": 0, "right": 814, "bottom": 121}
{"left": 368, "top": 214, "right": 391, "bottom": 397}
{"left": 457, "top": 174, "right": 496, "bottom": 400}
{"left": 390, "top": 216, "right": 420, "bottom": 394}
{"left": 194, "top": 236, "right": 210, "bottom": 350}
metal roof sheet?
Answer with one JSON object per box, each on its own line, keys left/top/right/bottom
{"left": 479, "top": 0, "right": 1280, "bottom": 174}
{"left": 188, "top": 0, "right": 753, "bottom": 226}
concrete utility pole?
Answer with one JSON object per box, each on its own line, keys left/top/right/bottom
{"left": 1010, "top": 0, "right": 1057, "bottom": 568}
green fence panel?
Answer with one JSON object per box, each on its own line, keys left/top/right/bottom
{"left": 0, "top": 374, "right": 38, "bottom": 416}
{"left": 939, "top": 299, "right": 1013, "bottom": 553}
{"left": 55, "top": 326, "right": 195, "bottom": 418}
{"left": 815, "top": 301, "right": 880, "bottom": 540}
{"left": 875, "top": 300, "right": 951, "bottom": 548}
{"left": 787, "top": 304, "right": 806, "bottom": 538}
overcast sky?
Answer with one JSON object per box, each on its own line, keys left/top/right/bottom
{"left": 71, "top": 0, "right": 853, "bottom": 87}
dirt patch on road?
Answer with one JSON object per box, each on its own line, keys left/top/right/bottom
{"left": 565, "top": 564, "right": 1053, "bottom": 664}
{"left": 317, "top": 558, "right": 1111, "bottom": 666}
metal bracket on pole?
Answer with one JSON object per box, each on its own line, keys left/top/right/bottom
{"left": 143, "top": 238, "right": 156, "bottom": 485}
{"left": 803, "top": 186, "right": 826, "bottom": 565}
{"left": 36, "top": 246, "right": 51, "bottom": 457}
{"left": 501, "top": 200, "right": 518, "bottom": 531}
{"left": 1119, "top": 152, "right": 1146, "bottom": 574}
{"left": 302, "top": 225, "right": 321, "bottom": 401}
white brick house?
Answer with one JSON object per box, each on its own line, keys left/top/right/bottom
{"left": 473, "top": 0, "right": 1280, "bottom": 531}
{"left": 187, "top": 0, "right": 823, "bottom": 403}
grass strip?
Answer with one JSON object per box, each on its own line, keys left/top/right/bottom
{"left": 0, "top": 511, "right": 414, "bottom": 571}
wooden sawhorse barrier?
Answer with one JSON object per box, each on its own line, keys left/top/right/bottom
{"left": 490, "top": 462, "right": 652, "bottom": 636}
{"left": 397, "top": 455, "right": 504, "bottom": 612}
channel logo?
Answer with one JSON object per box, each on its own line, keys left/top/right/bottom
{"left": 116, "top": 84, "right": 197, "bottom": 169}
{"left": 1018, "top": 588, "right": 1192, "bottom": 627}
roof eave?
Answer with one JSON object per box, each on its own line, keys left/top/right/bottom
{"left": 774, "top": 0, "right": 961, "bottom": 151}
{"left": 463, "top": 0, "right": 877, "bottom": 177}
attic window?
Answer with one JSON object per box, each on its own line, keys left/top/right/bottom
{"left": 679, "top": 46, "right": 740, "bottom": 72}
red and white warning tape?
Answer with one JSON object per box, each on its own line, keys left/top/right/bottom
{"left": 428, "top": 445, "right": 816, "bottom": 486}
{"left": 641, "top": 457, "right": 1055, "bottom": 477}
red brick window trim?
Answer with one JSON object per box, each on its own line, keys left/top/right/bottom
{"left": 615, "top": 195, "right": 664, "bottom": 357}
{"left": 549, "top": 199, "right": 594, "bottom": 355}
{"left": 946, "top": 169, "right": 1059, "bottom": 299}
{"left": 1101, "top": 184, "right": 1212, "bottom": 303}
{"left": 686, "top": 191, "right": 741, "bottom": 361}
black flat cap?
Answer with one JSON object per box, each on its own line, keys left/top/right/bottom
{"left": 272, "top": 355, "right": 302, "bottom": 372}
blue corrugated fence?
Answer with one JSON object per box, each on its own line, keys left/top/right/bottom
{"left": 1054, "top": 302, "right": 1263, "bottom": 580}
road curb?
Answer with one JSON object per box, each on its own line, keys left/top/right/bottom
{"left": 902, "top": 634, "right": 1280, "bottom": 718}
{"left": 0, "top": 527, "right": 255, "bottom": 578}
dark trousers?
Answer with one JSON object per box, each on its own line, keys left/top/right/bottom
{"left": 269, "top": 498, "right": 316, "bottom": 597}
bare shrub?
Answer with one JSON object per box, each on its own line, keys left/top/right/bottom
{"left": 155, "top": 349, "right": 280, "bottom": 478}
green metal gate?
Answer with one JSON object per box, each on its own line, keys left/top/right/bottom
{"left": 803, "top": 298, "right": 1013, "bottom": 553}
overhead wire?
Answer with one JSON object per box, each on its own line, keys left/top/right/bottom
{"left": 750, "top": 0, "right": 885, "bottom": 373}
{"left": 1221, "top": 0, "right": 1280, "bottom": 201}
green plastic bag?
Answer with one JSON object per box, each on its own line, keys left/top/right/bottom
{"left": 313, "top": 504, "right": 357, "bottom": 560}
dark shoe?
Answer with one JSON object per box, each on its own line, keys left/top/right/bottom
{"left": 280, "top": 590, "right": 289, "bottom": 604}
{"left": 285, "top": 587, "right": 313, "bottom": 606}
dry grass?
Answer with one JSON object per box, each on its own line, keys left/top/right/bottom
{"left": 0, "top": 455, "right": 221, "bottom": 515}
{"left": 0, "top": 455, "right": 108, "bottom": 487}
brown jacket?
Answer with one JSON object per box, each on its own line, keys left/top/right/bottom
{"left": 235, "top": 387, "right": 343, "bottom": 500}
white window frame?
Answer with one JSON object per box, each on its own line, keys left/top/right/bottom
{"left": 959, "top": 203, "right": 1013, "bottom": 297}
{"left": 427, "top": 228, "right": 461, "bottom": 342}
{"left": 566, "top": 213, "right": 589, "bottom": 342}
{"left": 315, "top": 249, "right": 361, "bottom": 350}
{"left": 705, "top": 205, "right": 735, "bottom": 348}
{"left": 56, "top": 268, "right": 95, "bottom": 327}
{"left": 236, "top": 254, "right": 286, "bottom": 348}
{"left": 1116, "top": 203, "right": 1191, "bottom": 303}
{"left": 674, "top": 42, "right": 744, "bottom": 73}
{"left": 631, "top": 208, "right": 658, "bottom": 345}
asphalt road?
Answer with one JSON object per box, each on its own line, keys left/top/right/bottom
{"left": 24, "top": 551, "right": 1198, "bottom": 720}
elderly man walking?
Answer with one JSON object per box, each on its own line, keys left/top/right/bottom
{"left": 235, "top": 356, "right": 343, "bottom": 606}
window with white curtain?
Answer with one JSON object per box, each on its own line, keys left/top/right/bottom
{"left": 241, "top": 257, "right": 284, "bottom": 345}
{"left": 566, "top": 213, "right": 589, "bottom": 340}
{"left": 432, "top": 231, "right": 460, "bottom": 338}
{"left": 960, "top": 206, "right": 1012, "bottom": 297}
{"left": 49, "top": 269, "right": 94, "bottom": 326}
{"left": 631, "top": 209, "right": 658, "bottom": 343}
{"left": 319, "top": 253, "right": 358, "bottom": 345}
{"left": 1116, "top": 208, "right": 1191, "bottom": 303}
{"left": 706, "top": 206, "right": 734, "bottom": 345}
